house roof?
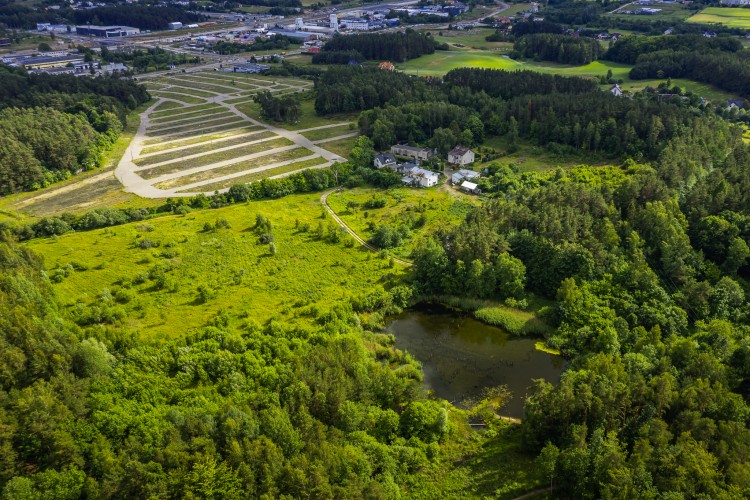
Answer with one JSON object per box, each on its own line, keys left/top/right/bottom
{"left": 410, "top": 167, "right": 438, "bottom": 179}
{"left": 457, "top": 168, "right": 480, "bottom": 178}
{"left": 449, "top": 146, "right": 472, "bottom": 156}
{"left": 461, "top": 181, "right": 478, "bottom": 190}
{"left": 375, "top": 153, "right": 396, "bottom": 164}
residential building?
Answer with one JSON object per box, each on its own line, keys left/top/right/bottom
{"left": 402, "top": 167, "right": 439, "bottom": 188}
{"left": 448, "top": 146, "right": 475, "bottom": 166}
{"left": 374, "top": 153, "right": 397, "bottom": 169}
{"left": 451, "top": 168, "right": 480, "bottom": 185}
{"left": 391, "top": 144, "right": 434, "bottom": 161}
{"left": 609, "top": 83, "right": 623, "bottom": 97}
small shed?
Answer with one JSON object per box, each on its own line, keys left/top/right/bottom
{"left": 460, "top": 180, "right": 480, "bottom": 195}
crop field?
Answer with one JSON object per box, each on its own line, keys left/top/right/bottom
{"left": 116, "top": 71, "right": 359, "bottom": 198}
{"left": 326, "top": 186, "right": 479, "bottom": 259}
{"left": 687, "top": 7, "right": 750, "bottom": 28}
{"left": 25, "top": 193, "right": 407, "bottom": 340}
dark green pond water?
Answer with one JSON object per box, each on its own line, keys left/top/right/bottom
{"left": 386, "top": 305, "right": 566, "bottom": 418}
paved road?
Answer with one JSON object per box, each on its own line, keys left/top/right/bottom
{"left": 321, "top": 189, "right": 412, "bottom": 267}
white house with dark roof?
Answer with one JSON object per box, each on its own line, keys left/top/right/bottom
{"left": 402, "top": 166, "right": 438, "bottom": 187}
{"left": 448, "top": 146, "right": 475, "bottom": 165}
{"left": 609, "top": 84, "right": 623, "bottom": 97}
{"left": 373, "top": 153, "right": 396, "bottom": 169}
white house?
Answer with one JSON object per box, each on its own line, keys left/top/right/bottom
{"left": 448, "top": 146, "right": 475, "bottom": 166}
{"left": 402, "top": 166, "right": 438, "bottom": 187}
{"left": 391, "top": 144, "right": 434, "bottom": 161}
{"left": 609, "top": 83, "right": 623, "bottom": 97}
{"left": 451, "top": 168, "right": 480, "bottom": 185}
{"left": 373, "top": 153, "right": 396, "bottom": 169}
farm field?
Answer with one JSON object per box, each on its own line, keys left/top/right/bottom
{"left": 687, "top": 7, "right": 750, "bottom": 28}
{"left": 116, "top": 70, "right": 357, "bottom": 198}
{"left": 25, "top": 193, "right": 408, "bottom": 340}
{"left": 608, "top": 2, "right": 694, "bottom": 22}
{"left": 326, "top": 186, "right": 479, "bottom": 260}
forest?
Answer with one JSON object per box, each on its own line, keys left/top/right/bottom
{"left": 0, "top": 64, "right": 150, "bottom": 194}
{"left": 71, "top": 6, "right": 205, "bottom": 31}
{"left": 317, "top": 30, "right": 445, "bottom": 64}
{"left": 513, "top": 34, "right": 604, "bottom": 65}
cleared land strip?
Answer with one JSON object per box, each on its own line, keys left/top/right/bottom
{"left": 311, "top": 132, "right": 359, "bottom": 144}
{"left": 154, "top": 147, "right": 310, "bottom": 190}
{"left": 149, "top": 105, "right": 224, "bottom": 124}
{"left": 135, "top": 131, "right": 278, "bottom": 167}
{"left": 140, "top": 126, "right": 261, "bottom": 153}
{"left": 147, "top": 110, "right": 234, "bottom": 130}
{"left": 137, "top": 138, "right": 293, "bottom": 178}
{"left": 146, "top": 116, "right": 243, "bottom": 136}
{"left": 157, "top": 80, "right": 240, "bottom": 95}
{"left": 155, "top": 85, "right": 217, "bottom": 98}
{"left": 150, "top": 102, "right": 217, "bottom": 119}
{"left": 177, "top": 155, "right": 328, "bottom": 193}
{"left": 149, "top": 92, "right": 205, "bottom": 105}
{"left": 140, "top": 128, "right": 267, "bottom": 156}
{"left": 141, "top": 120, "right": 249, "bottom": 143}
{"left": 178, "top": 74, "right": 262, "bottom": 91}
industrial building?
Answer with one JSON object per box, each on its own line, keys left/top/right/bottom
{"left": 75, "top": 25, "right": 141, "bottom": 38}
{"left": 168, "top": 22, "right": 183, "bottom": 30}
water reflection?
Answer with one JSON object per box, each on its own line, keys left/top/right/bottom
{"left": 386, "top": 304, "right": 566, "bottom": 418}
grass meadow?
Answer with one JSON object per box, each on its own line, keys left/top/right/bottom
{"left": 26, "top": 193, "right": 407, "bottom": 341}
{"left": 326, "top": 186, "right": 478, "bottom": 260}
{"left": 687, "top": 7, "right": 750, "bottom": 28}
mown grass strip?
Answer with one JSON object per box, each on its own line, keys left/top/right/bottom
{"left": 147, "top": 111, "right": 235, "bottom": 132}
{"left": 154, "top": 147, "right": 311, "bottom": 190}
{"left": 135, "top": 131, "right": 277, "bottom": 166}
{"left": 140, "top": 138, "right": 294, "bottom": 179}
{"left": 150, "top": 102, "right": 217, "bottom": 119}
{"left": 300, "top": 124, "right": 353, "bottom": 142}
{"left": 146, "top": 115, "right": 242, "bottom": 136}
{"left": 149, "top": 91, "right": 205, "bottom": 105}
{"left": 141, "top": 120, "right": 249, "bottom": 145}
{"left": 181, "top": 156, "right": 329, "bottom": 193}
{"left": 140, "top": 126, "right": 262, "bottom": 154}
{"left": 149, "top": 105, "right": 224, "bottom": 124}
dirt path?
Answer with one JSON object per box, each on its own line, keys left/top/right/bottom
{"left": 510, "top": 486, "right": 557, "bottom": 500}
{"left": 321, "top": 189, "right": 412, "bottom": 267}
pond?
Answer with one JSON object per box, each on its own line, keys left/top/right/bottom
{"left": 386, "top": 304, "right": 566, "bottom": 419}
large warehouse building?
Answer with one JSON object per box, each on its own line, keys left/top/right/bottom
{"left": 75, "top": 25, "right": 140, "bottom": 38}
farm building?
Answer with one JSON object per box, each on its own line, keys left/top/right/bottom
{"left": 448, "top": 146, "right": 475, "bottom": 166}
{"left": 391, "top": 144, "right": 434, "bottom": 161}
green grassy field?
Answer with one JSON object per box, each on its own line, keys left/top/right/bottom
{"left": 327, "top": 186, "right": 478, "bottom": 259}
{"left": 301, "top": 123, "right": 356, "bottom": 141}
{"left": 236, "top": 98, "right": 355, "bottom": 131}
{"left": 687, "top": 7, "right": 750, "bottom": 28}
{"left": 24, "top": 193, "right": 408, "bottom": 341}
{"left": 140, "top": 126, "right": 263, "bottom": 154}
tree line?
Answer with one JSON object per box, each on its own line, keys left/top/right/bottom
{"left": 72, "top": 6, "right": 205, "bottom": 31}
{"left": 0, "top": 64, "right": 150, "bottom": 194}
{"left": 317, "top": 30, "right": 445, "bottom": 64}
{"left": 513, "top": 33, "right": 604, "bottom": 65}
